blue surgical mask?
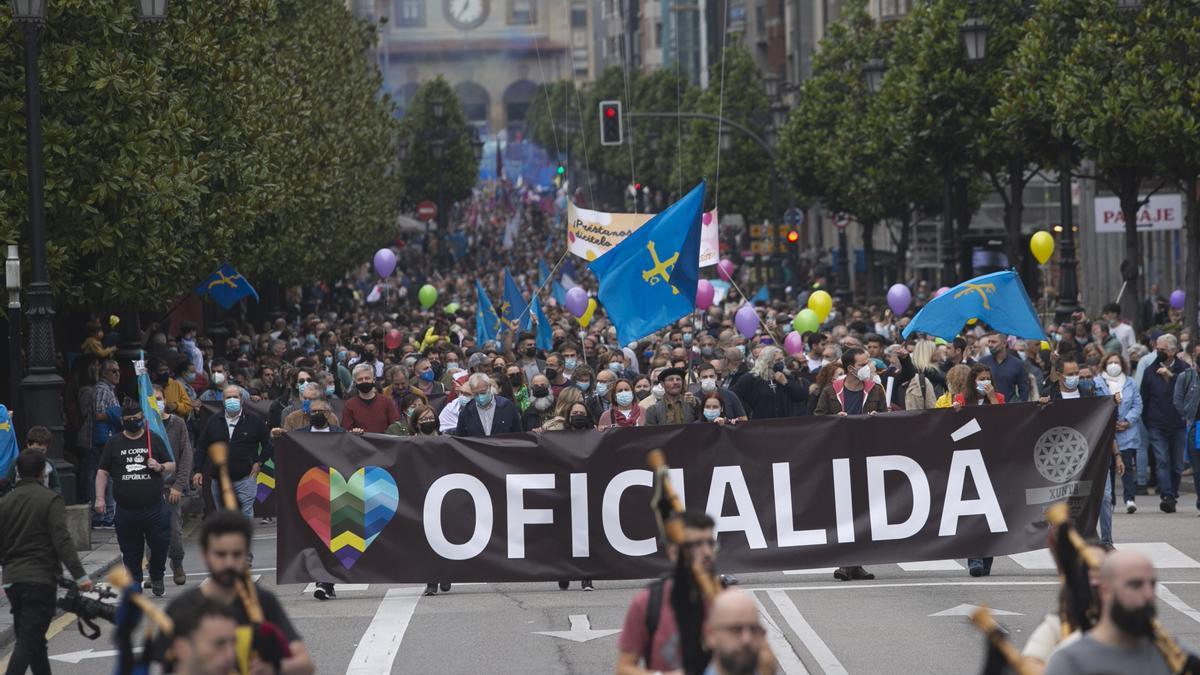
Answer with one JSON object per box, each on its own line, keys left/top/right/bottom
{"left": 475, "top": 392, "right": 494, "bottom": 408}
{"left": 325, "top": 385, "right": 336, "bottom": 397}
{"left": 1064, "top": 375, "right": 1080, "bottom": 390}
{"left": 596, "top": 382, "right": 609, "bottom": 397}
{"left": 302, "top": 399, "right": 312, "bottom": 414}
{"left": 325, "top": 356, "right": 333, "bottom": 368}
{"left": 577, "top": 381, "right": 590, "bottom": 392}
{"left": 224, "top": 398, "right": 241, "bottom": 415}
{"left": 608, "top": 363, "right": 622, "bottom": 373}
{"left": 338, "top": 350, "right": 347, "bottom": 362}
{"left": 615, "top": 391, "right": 634, "bottom": 407}
{"left": 565, "top": 358, "right": 578, "bottom": 370}
{"left": 420, "top": 370, "right": 435, "bottom": 382}
{"left": 703, "top": 408, "right": 720, "bottom": 421}
{"left": 184, "top": 372, "right": 196, "bottom": 383}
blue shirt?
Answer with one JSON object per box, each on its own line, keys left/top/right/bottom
{"left": 979, "top": 352, "right": 1029, "bottom": 402}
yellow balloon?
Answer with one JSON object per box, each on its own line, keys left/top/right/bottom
{"left": 1040, "top": 340, "right": 1052, "bottom": 351}
{"left": 579, "top": 298, "right": 598, "bottom": 328}
{"left": 808, "top": 290, "right": 833, "bottom": 321}
{"left": 1030, "top": 231, "right": 1055, "bottom": 265}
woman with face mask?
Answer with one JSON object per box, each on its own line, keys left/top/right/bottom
{"left": 955, "top": 364, "right": 1004, "bottom": 409}
{"left": 699, "top": 392, "right": 729, "bottom": 425}
{"left": 540, "top": 388, "right": 583, "bottom": 432}
{"left": 597, "top": 379, "right": 644, "bottom": 430}
{"left": 500, "top": 367, "right": 530, "bottom": 412}
{"left": 632, "top": 375, "right": 654, "bottom": 402}
{"left": 1100, "top": 353, "right": 1143, "bottom": 515}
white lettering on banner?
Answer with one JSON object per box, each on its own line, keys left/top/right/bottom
{"left": 867, "top": 456, "right": 931, "bottom": 542}
{"left": 705, "top": 466, "right": 768, "bottom": 549}
{"left": 939, "top": 450, "right": 1008, "bottom": 536}
{"left": 507, "top": 474, "right": 556, "bottom": 559}
{"left": 1094, "top": 194, "right": 1183, "bottom": 233}
{"left": 833, "top": 458, "right": 855, "bottom": 544}
{"left": 602, "top": 470, "right": 657, "bottom": 556}
{"left": 772, "top": 463, "right": 826, "bottom": 547}
{"left": 424, "top": 474, "right": 493, "bottom": 560}
{"left": 570, "top": 473, "right": 589, "bottom": 557}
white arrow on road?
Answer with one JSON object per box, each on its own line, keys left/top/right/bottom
{"left": 50, "top": 647, "right": 141, "bottom": 664}
{"left": 929, "top": 604, "right": 1021, "bottom": 617}
{"left": 533, "top": 614, "right": 621, "bottom": 643}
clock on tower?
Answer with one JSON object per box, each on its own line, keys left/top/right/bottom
{"left": 444, "top": 0, "right": 489, "bottom": 30}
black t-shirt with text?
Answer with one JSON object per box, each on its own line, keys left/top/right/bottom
{"left": 98, "top": 431, "right": 170, "bottom": 509}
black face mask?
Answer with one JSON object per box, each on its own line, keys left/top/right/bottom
{"left": 1157, "top": 350, "right": 1169, "bottom": 363}
{"left": 635, "top": 389, "right": 652, "bottom": 400}
{"left": 772, "top": 362, "right": 786, "bottom": 373}
{"left": 154, "top": 372, "right": 170, "bottom": 385}
{"left": 309, "top": 412, "right": 328, "bottom": 428}
{"left": 123, "top": 418, "right": 143, "bottom": 434}
{"left": 356, "top": 382, "right": 375, "bottom": 394}
{"left": 364, "top": 352, "right": 376, "bottom": 362}
{"left": 531, "top": 386, "right": 550, "bottom": 398}
{"left": 508, "top": 374, "right": 523, "bottom": 387}
{"left": 417, "top": 420, "right": 438, "bottom": 435}
{"left": 569, "top": 414, "right": 591, "bottom": 429}
{"left": 545, "top": 368, "right": 559, "bottom": 381}
{"left": 1109, "top": 598, "right": 1156, "bottom": 638}
{"left": 524, "top": 347, "right": 537, "bottom": 358}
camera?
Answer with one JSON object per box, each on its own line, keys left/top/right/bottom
{"left": 57, "top": 577, "right": 117, "bottom": 639}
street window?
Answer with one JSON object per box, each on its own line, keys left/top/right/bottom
{"left": 571, "top": 4, "right": 587, "bottom": 28}
{"left": 509, "top": 0, "right": 536, "bottom": 25}
{"left": 394, "top": 0, "right": 425, "bottom": 27}
{"left": 655, "top": 21, "right": 662, "bottom": 48}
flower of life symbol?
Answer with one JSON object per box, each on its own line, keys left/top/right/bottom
{"left": 1033, "top": 426, "right": 1090, "bottom": 484}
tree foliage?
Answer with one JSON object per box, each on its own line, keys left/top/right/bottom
{"left": 396, "top": 76, "right": 477, "bottom": 213}
{"left": 0, "top": 0, "right": 402, "bottom": 309}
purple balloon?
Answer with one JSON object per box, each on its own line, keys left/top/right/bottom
{"left": 784, "top": 331, "right": 804, "bottom": 356}
{"left": 735, "top": 305, "right": 758, "bottom": 339}
{"left": 565, "top": 286, "right": 589, "bottom": 317}
{"left": 1170, "top": 289, "right": 1185, "bottom": 310}
{"left": 887, "top": 283, "right": 913, "bottom": 315}
{"left": 934, "top": 286, "right": 950, "bottom": 298}
{"left": 718, "top": 259, "right": 735, "bottom": 281}
{"left": 695, "top": 279, "right": 715, "bottom": 310}
{"left": 373, "top": 248, "right": 396, "bottom": 278}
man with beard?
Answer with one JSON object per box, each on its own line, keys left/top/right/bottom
{"left": 165, "top": 596, "right": 238, "bottom": 675}
{"left": 166, "top": 511, "right": 315, "bottom": 675}
{"left": 702, "top": 590, "right": 766, "bottom": 675}
{"left": 1045, "top": 551, "right": 1190, "bottom": 674}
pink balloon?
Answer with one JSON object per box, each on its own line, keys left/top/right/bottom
{"left": 565, "top": 287, "right": 588, "bottom": 317}
{"left": 702, "top": 211, "right": 713, "bottom": 226}
{"left": 694, "top": 279, "right": 714, "bottom": 309}
{"left": 784, "top": 331, "right": 804, "bottom": 356}
{"left": 718, "top": 259, "right": 735, "bottom": 281}
{"left": 934, "top": 286, "right": 950, "bottom": 298}
{"left": 735, "top": 305, "right": 758, "bottom": 338}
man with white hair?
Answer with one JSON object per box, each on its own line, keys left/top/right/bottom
{"left": 454, "top": 373, "right": 523, "bottom": 437}
{"left": 1141, "top": 333, "right": 1188, "bottom": 513}
{"left": 342, "top": 362, "right": 400, "bottom": 434}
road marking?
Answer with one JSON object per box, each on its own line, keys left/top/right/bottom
{"left": 782, "top": 568, "right": 837, "bottom": 576}
{"left": 897, "top": 559, "right": 965, "bottom": 572}
{"left": 767, "top": 590, "right": 848, "bottom": 674}
{"left": 302, "top": 583, "right": 371, "bottom": 594}
{"left": 1157, "top": 584, "right": 1200, "bottom": 626}
{"left": 532, "top": 614, "right": 621, "bottom": 642}
{"left": 1009, "top": 549, "right": 1057, "bottom": 569}
{"left": 750, "top": 592, "right": 810, "bottom": 674}
{"left": 745, "top": 581, "right": 1063, "bottom": 592}
{"left": 345, "top": 587, "right": 422, "bottom": 675}
{"left": 951, "top": 418, "right": 982, "bottom": 442}
{"left": 50, "top": 647, "right": 141, "bottom": 664}
{"left": 1119, "top": 543, "right": 1200, "bottom": 569}
{"left": 929, "top": 604, "right": 1020, "bottom": 617}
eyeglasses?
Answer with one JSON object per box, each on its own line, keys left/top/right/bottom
{"left": 297, "top": 378, "right": 312, "bottom": 385}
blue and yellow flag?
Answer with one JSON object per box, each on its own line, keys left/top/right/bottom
{"left": 135, "top": 352, "right": 174, "bottom": 461}
{"left": 552, "top": 280, "right": 566, "bottom": 306}
{"left": 502, "top": 269, "right": 532, "bottom": 333}
{"left": 531, "top": 296, "right": 553, "bottom": 351}
{"left": 538, "top": 258, "right": 553, "bottom": 287}
{"left": 0, "top": 405, "right": 18, "bottom": 479}
{"left": 590, "top": 181, "right": 704, "bottom": 346}
{"left": 475, "top": 281, "right": 502, "bottom": 345}
{"left": 195, "top": 263, "right": 259, "bottom": 310}
{"left": 902, "top": 270, "right": 1045, "bottom": 341}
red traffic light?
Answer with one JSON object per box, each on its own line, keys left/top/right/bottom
{"left": 634, "top": 182, "right": 642, "bottom": 190}
{"left": 786, "top": 230, "right": 799, "bottom": 244}
{"left": 605, "top": 106, "right": 616, "bottom": 118}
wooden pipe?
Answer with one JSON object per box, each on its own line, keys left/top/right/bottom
{"left": 969, "top": 606, "right": 1035, "bottom": 675}
{"left": 107, "top": 567, "right": 174, "bottom": 635}
{"left": 646, "top": 449, "right": 721, "bottom": 602}
{"left": 207, "top": 442, "right": 265, "bottom": 625}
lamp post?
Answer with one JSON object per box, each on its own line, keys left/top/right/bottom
{"left": 9, "top": 0, "right": 169, "bottom": 503}
{"left": 6, "top": 245, "right": 20, "bottom": 423}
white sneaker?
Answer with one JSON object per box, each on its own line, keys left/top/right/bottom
{"left": 1126, "top": 500, "right": 1137, "bottom": 514}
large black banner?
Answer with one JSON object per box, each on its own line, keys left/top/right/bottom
{"left": 274, "top": 399, "right": 1115, "bottom": 584}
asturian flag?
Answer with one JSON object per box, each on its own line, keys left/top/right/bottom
{"left": 589, "top": 181, "right": 704, "bottom": 345}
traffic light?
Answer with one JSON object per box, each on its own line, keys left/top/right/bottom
{"left": 556, "top": 165, "right": 565, "bottom": 175}
{"left": 786, "top": 229, "right": 800, "bottom": 244}
{"left": 599, "top": 100, "right": 622, "bottom": 146}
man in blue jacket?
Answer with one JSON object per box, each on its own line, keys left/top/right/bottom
{"left": 455, "top": 373, "right": 523, "bottom": 437}
{"left": 1141, "top": 335, "right": 1188, "bottom": 513}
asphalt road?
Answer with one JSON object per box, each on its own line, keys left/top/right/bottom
{"left": 19, "top": 507, "right": 1200, "bottom": 674}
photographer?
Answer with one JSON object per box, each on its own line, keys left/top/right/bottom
{"left": 0, "top": 449, "right": 92, "bottom": 674}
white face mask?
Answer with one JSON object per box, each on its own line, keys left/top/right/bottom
{"left": 213, "top": 372, "right": 226, "bottom": 386}
{"left": 855, "top": 365, "right": 873, "bottom": 382}
{"left": 976, "top": 379, "right": 991, "bottom": 393}
{"left": 700, "top": 377, "right": 717, "bottom": 393}
{"left": 1105, "top": 363, "right": 1123, "bottom": 377}
{"left": 652, "top": 383, "right": 665, "bottom": 398}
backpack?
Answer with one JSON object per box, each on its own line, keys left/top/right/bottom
{"left": 643, "top": 576, "right": 669, "bottom": 667}
{"left": 905, "top": 372, "right": 937, "bottom": 410}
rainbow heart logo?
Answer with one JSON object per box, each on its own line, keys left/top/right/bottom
{"left": 296, "top": 466, "right": 398, "bottom": 569}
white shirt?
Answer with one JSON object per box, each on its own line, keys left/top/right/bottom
{"left": 438, "top": 399, "right": 461, "bottom": 433}
{"left": 309, "top": 426, "right": 331, "bottom": 433}
{"left": 225, "top": 413, "right": 241, "bottom": 439}
{"left": 1060, "top": 389, "right": 1081, "bottom": 399}
{"left": 1113, "top": 322, "right": 1135, "bottom": 353}
{"left": 476, "top": 400, "right": 496, "bottom": 436}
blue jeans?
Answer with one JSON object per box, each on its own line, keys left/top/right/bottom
{"left": 1119, "top": 449, "right": 1138, "bottom": 502}
{"left": 1147, "top": 426, "right": 1186, "bottom": 500}
{"left": 210, "top": 474, "right": 256, "bottom": 519}
{"left": 85, "top": 447, "right": 114, "bottom": 526}
{"left": 1099, "top": 466, "right": 1114, "bottom": 546}
{"left": 114, "top": 501, "right": 171, "bottom": 584}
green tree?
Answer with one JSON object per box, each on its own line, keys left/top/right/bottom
{"left": 396, "top": 77, "right": 475, "bottom": 216}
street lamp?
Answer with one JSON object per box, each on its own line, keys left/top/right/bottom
{"left": 431, "top": 138, "right": 444, "bottom": 160}
{"left": 432, "top": 98, "right": 445, "bottom": 120}
{"left": 763, "top": 74, "right": 781, "bottom": 100}
{"left": 770, "top": 102, "right": 789, "bottom": 132}
{"left": 397, "top": 136, "right": 409, "bottom": 161}
{"left": 471, "top": 135, "right": 484, "bottom": 164}
{"left": 719, "top": 126, "right": 733, "bottom": 151}
{"left": 136, "top": 0, "right": 168, "bottom": 21}
{"left": 861, "top": 58, "right": 885, "bottom": 94}
{"left": 9, "top": 0, "right": 46, "bottom": 21}
{"left": 960, "top": 17, "right": 988, "bottom": 63}
{"left": 1115, "top": 0, "right": 1142, "bottom": 12}
{"left": 6, "top": 245, "right": 20, "bottom": 420}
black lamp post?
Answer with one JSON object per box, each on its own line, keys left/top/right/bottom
{"left": 10, "top": 0, "right": 169, "bottom": 503}
{"left": 6, "top": 245, "right": 20, "bottom": 423}
{"left": 431, "top": 98, "right": 446, "bottom": 267}
{"left": 862, "top": 58, "right": 885, "bottom": 94}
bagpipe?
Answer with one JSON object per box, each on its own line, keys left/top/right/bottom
{"left": 648, "top": 450, "right": 777, "bottom": 675}
{"left": 107, "top": 567, "right": 173, "bottom": 675}
{"left": 208, "top": 442, "right": 292, "bottom": 672}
